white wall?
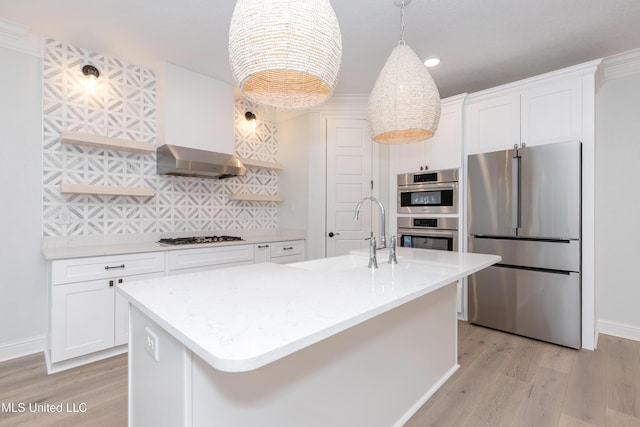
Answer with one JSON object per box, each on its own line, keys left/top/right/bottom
{"left": 0, "top": 45, "right": 47, "bottom": 359}
{"left": 595, "top": 70, "right": 640, "bottom": 341}
{"left": 277, "top": 113, "right": 310, "bottom": 233}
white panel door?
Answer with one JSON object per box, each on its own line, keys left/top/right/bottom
{"left": 326, "top": 119, "right": 373, "bottom": 257}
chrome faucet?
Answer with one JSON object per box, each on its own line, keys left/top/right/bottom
{"left": 353, "top": 196, "right": 386, "bottom": 249}
{"left": 367, "top": 237, "right": 378, "bottom": 269}
{"left": 388, "top": 235, "right": 398, "bottom": 265}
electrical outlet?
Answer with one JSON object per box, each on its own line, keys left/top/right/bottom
{"left": 58, "top": 207, "right": 71, "bottom": 225}
{"left": 144, "top": 327, "right": 159, "bottom": 361}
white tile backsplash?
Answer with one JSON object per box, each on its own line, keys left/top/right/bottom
{"left": 42, "top": 39, "right": 279, "bottom": 237}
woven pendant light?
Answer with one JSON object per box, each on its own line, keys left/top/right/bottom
{"left": 367, "top": 1, "right": 441, "bottom": 144}
{"left": 229, "top": 0, "right": 342, "bottom": 110}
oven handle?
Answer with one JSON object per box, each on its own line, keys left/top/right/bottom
{"left": 397, "top": 228, "right": 458, "bottom": 239}
{"left": 398, "top": 182, "right": 458, "bottom": 192}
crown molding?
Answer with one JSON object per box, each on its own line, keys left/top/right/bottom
{"left": 466, "top": 59, "right": 603, "bottom": 102}
{"left": 0, "top": 17, "right": 43, "bottom": 57}
{"left": 602, "top": 48, "right": 640, "bottom": 81}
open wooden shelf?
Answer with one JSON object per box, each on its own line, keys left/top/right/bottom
{"left": 238, "top": 157, "right": 283, "bottom": 171}
{"left": 228, "top": 193, "right": 284, "bottom": 202}
{"left": 61, "top": 131, "right": 155, "bottom": 154}
{"left": 61, "top": 183, "right": 156, "bottom": 197}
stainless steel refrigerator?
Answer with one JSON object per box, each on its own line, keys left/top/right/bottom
{"left": 467, "top": 141, "right": 581, "bottom": 349}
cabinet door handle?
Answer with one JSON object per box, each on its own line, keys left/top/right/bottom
{"left": 257, "top": 244, "right": 270, "bottom": 249}
{"left": 118, "top": 278, "right": 123, "bottom": 284}
{"left": 104, "top": 264, "right": 125, "bottom": 270}
{"left": 109, "top": 280, "right": 114, "bottom": 287}
{"left": 283, "top": 246, "right": 294, "bottom": 251}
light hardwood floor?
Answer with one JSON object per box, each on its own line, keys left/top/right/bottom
{"left": 0, "top": 353, "right": 126, "bottom": 426}
{"left": 1, "top": 323, "right": 639, "bottom": 426}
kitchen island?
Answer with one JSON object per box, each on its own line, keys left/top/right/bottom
{"left": 118, "top": 247, "right": 499, "bottom": 427}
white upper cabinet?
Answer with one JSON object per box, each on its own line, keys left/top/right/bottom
{"left": 468, "top": 92, "right": 521, "bottom": 154}
{"left": 162, "top": 63, "right": 234, "bottom": 154}
{"left": 467, "top": 73, "right": 584, "bottom": 155}
{"left": 521, "top": 78, "right": 582, "bottom": 147}
{"left": 392, "top": 94, "right": 466, "bottom": 174}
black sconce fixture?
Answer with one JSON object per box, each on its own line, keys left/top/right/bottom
{"left": 81, "top": 64, "right": 100, "bottom": 92}
{"left": 245, "top": 111, "right": 256, "bottom": 128}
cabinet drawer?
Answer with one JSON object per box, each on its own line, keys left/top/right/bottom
{"left": 270, "top": 254, "right": 304, "bottom": 264}
{"left": 270, "top": 240, "right": 304, "bottom": 258}
{"left": 168, "top": 244, "right": 254, "bottom": 272}
{"left": 52, "top": 252, "right": 165, "bottom": 285}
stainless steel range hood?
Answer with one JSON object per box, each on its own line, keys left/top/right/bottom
{"left": 156, "top": 144, "right": 246, "bottom": 179}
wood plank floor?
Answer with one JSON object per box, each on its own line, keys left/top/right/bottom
{"left": 1, "top": 322, "right": 639, "bottom": 426}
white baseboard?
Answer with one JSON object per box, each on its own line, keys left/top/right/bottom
{"left": 393, "top": 364, "right": 460, "bottom": 427}
{"left": 597, "top": 319, "right": 640, "bottom": 342}
{"left": 0, "top": 335, "right": 45, "bottom": 362}
{"left": 45, "top": 345, "right": 127, "bottom": 374}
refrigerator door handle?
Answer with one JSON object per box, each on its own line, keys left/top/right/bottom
{"left": 511, "top": 152, "right": 521, "bottom": 230}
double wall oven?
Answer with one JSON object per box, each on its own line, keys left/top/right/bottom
{"left": 396, "top": 169, "right": 459, "bottom": 253}
{"left": 396, "top": 168, "right": 462, "bottom": 314}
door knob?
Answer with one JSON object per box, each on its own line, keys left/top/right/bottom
{"left": 328, "top": 232, "right": 340, "bottom": 238}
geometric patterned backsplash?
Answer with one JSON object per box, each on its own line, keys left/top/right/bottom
{"left": 42, "top": 38, "right": 278, "bottom": 237}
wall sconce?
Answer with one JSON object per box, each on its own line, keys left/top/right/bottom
{"left": 81, "top": 64, "right": 100, "bottom": 92}
{"left": 244, "top": 111, "right": 256, "bottom": 129}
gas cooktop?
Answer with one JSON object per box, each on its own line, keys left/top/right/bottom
{"left": 158, "top": 235, "right": 244, "bottom": 246}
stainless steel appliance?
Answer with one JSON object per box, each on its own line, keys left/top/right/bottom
{"left": 157, "top": 144, "right": 246, "bottom": 179}
{"left": 158, "top": 235, "right": 244, "bottom": 246}
{"left": 397, "top": 169, "right": 458, "bottom": 214}
{"left": 467, "top": 141, "right": 581, "bottom": 349}
{"left": 397, "top": 217, "right": 458, "bottom": 251}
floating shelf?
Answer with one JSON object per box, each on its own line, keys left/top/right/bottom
{"left": 238, "top": 157, "right": 283, "bottom": 171}
{"left": 61, "top": 184, "right": 156, "bottom": 197}
{"left": 61, "top": 131, "right": 155, "bottom": 154}
{"left": 228, "top": 193, "right": 284, "bottom": 202}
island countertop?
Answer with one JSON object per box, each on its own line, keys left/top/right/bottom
{"left": 117, "top": 247, "right": 499, "bottom": 373}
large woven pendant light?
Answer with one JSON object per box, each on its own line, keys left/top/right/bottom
{"left": 368, "top": 0, "right": 441, "bottom": 144}
{"left": 229, "top": 0, "right": 342, "bottom": 110}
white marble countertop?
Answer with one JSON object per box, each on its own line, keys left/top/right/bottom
{"left": 41, "top": 229, "right": 305, "bottom": 260}
{"left": 117, "top": 247, "right": 500, "bottom": 373}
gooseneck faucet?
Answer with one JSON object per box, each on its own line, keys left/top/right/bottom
{"left": 353, "top": 196, "right": 386, "bottom": 249}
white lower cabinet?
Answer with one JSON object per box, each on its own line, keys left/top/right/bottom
{"left": 51, "top": 279, "right": 115, "bottom": 362}
{"left": 48, "top": 238, "right": 305, "bottom": 369}
{"left": 51, "top": 271, "right": 163, "bottom": 362}
{"left": 254, "top": 240, "right": 305, "bottom": 264}
{"left": 264, "top": 240, "right": 305, "bottom": 264}
{"left": 49, "top": 253, "right": 165, "bottom": 364}
{"left": 254, "top": 243, "right": 272, "bottom": 263}
{"left": 167, "top": 244, "right": 254, "bottom": 275}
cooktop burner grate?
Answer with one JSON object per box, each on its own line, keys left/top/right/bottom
{"left": 158, "top": 235, "right": 244, "bottom": 246}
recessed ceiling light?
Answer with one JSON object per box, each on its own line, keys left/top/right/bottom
{"left": 424, "top": 57, "right": 440, "bottom": 67}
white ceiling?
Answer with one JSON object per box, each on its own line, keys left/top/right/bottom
{"left": 1, "top": 0, "right": 640, "bottom": 98}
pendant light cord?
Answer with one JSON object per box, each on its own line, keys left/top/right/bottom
{"left": 399, "top": 1, "right": 406, "bottom": 45}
